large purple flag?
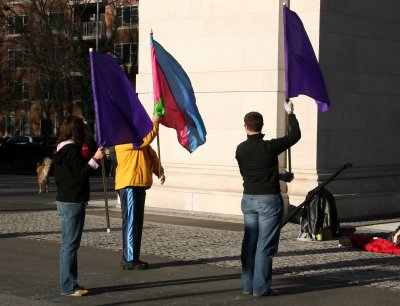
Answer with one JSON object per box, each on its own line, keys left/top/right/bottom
{"left": 283, "top": 5, "right": 330, "bottom": 112}
{"left": 89, "top": 50, "right": 153, "bottom": 147}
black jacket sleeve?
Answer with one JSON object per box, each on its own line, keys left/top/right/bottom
{"left": 270, "top": 114, "right": 301, "bottom": 155}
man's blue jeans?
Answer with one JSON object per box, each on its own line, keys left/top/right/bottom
{"left": 240, "top": 193, "right": 283, "bottom": 296}
{"left": 57, "top": 202, "right": 86, "bottom": 295}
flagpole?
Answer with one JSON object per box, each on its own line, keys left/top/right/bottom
{"left": 156, "top": 130, "right": 162, "bottom": 177}
{"left": 92, "top": 4, "right": 111, "bottom": 233}
{"left": 101, "top": 151, "right": 111, "bottom": 233}
{"left": 283, "top": 2, "right": 292, "bottom": 174}
{"left": 150, "top": 30, "right": 163, "bottom": 178}
{"left": 286, "top": 114, "right": 292, "bottom": 173}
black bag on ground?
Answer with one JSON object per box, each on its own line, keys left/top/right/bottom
{"left": 298, "top": 188, "right": 341, "bottom": 240}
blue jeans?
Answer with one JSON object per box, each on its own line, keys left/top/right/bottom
{"left": 240, "top": 194, "right": 283, "bottom": 296}
{"left": 57, "top": 202, "right": 86, "bottom": 295}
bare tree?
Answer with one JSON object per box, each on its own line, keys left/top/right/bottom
{"left": 0, "top": 0, "right": 138, "bottom": 136}
{"left": 0, "top": 0, "right": 80, "bottom": 135}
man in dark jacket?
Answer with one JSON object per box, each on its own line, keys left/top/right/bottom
{"left": 235, "top": 100, "right": 301, "bottom": 297}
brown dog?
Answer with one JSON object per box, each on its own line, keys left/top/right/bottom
{"left": 37, "top": 157, "right": 52, "bottom": 193}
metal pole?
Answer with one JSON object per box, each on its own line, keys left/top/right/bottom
{"left": 96, "top": 0, "right": 99, "bottom": 52}
{"left": 281, "top": 163, "right": 353, "bottom": 227}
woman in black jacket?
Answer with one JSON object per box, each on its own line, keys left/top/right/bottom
{"left": 53, "top": 116, "right": 104, "bottom": 297}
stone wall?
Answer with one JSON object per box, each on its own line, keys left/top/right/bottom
{"left": 134, "top": 0, "right": 400, "bottom": 221}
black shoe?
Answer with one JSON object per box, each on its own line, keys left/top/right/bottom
{"left": 120, "top": 260, "right": 149, "bottom": 270}
{"left": 267, "top": 289, "right": 279, "bottom": 296}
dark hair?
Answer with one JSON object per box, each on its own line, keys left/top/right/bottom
{"left": 57, "top": 116, "right": 87, "bottom": 146}
{"left": 244, "top": 112, "right": 263, "bottom": 132}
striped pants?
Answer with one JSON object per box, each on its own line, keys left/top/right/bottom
{"left": 118, "top": 187, "right": 146, "bottom": 262}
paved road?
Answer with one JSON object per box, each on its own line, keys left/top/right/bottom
{"left": 1, "top": 174, "right": 400, "bottom": 305}
{"left": 0, "top": 174, "right": 114, "bottom": 212}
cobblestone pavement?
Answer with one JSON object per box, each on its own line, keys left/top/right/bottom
{"left": 1, "top": 210, "right": 400, "bottom": 292}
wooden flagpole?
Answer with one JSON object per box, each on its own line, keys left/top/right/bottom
{"left": 156, "top": 131, "right": 162, "bottom": 177}
{"left": 151, "top": 30, "right": 163, "bottom": 178}
{"left": 92, "top": 42, "right": 111, "bottom": 233}
{"left": 101, "top": 154, "right": 111, "bottom": 233}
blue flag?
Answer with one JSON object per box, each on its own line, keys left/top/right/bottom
{"left": 283, "top": 5, "right": 330, "bottom": 112}
{"left": 89, "top": 50, "right": 153, "bottom": 147}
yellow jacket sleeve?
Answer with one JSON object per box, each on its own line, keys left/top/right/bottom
{"left": 140, "top": 123, "right": 159, "bottom": 148}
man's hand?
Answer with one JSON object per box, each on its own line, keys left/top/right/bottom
{"left": 152, "top": 115, "right": 160, "bottom": 123}
{"left": 284, "top": 99, "right": 294, "bottom": 114}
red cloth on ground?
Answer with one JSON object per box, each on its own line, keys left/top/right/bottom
{"left": 349, "top": 234, "right": 400, "bottom": 255}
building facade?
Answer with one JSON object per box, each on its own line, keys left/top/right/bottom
{"left": 136, "top": 0, "right": 400, "bottom": 221}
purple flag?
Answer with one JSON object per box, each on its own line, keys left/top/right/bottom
{"left": 89, "top": 50, "right": 153, "bottom": 147}
{"left": 283, "top": 5, "right": 330, "bottom": 112}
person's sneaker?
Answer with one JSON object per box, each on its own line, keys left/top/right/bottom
{"left": 120, "top": 260, "right": 149, "bottom": 270}
{"left": 67, "top": 288, "right": 89, "bottom": 296}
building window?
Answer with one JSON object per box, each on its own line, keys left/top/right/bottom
{"left": 22, "top": 82, "right": 29, "bottom": 100}
{"left": 39, "top": 85, "right": 65, "bottom": 102}
{"left": 7, "top": 15, "right": 29, "bottom": 35}
{"left": 41, "top": 46, "right": 65, "bottom": 66}
{"left": 48, "top": 12, "right": 65, "bottom": 30}
{"left": 114, "top": 43, "right": 137, "bottom": 66}
{"left": 8, "top": 49, "right": 26, "bottom": 69}
{"left": 8, "top": 81, "right": 29, "bottom": 100}
{"left": 41, "top": 87, "right": 49, "bottom": 101}
{"left": 22, "top": 111, "right": 30, "bottom": 135}
{"left": 71, "top": 77, "right": 82, "bottom": 101}
{"left": 6, "top": 114, "right": 15, "bottom": 135}
{"left": 116, "top": 6, "right": 138, "bottom": 27}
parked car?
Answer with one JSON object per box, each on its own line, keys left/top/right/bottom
{"left": 6, "top": 135, "right": 33, "bottom": 144}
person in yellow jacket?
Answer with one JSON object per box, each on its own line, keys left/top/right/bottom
{"left": 115, "top": 115, "right": 166, "bottom": 270}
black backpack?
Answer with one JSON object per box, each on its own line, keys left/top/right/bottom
{"left": 298, "top": 188, "right": 341, "bottom": 240}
